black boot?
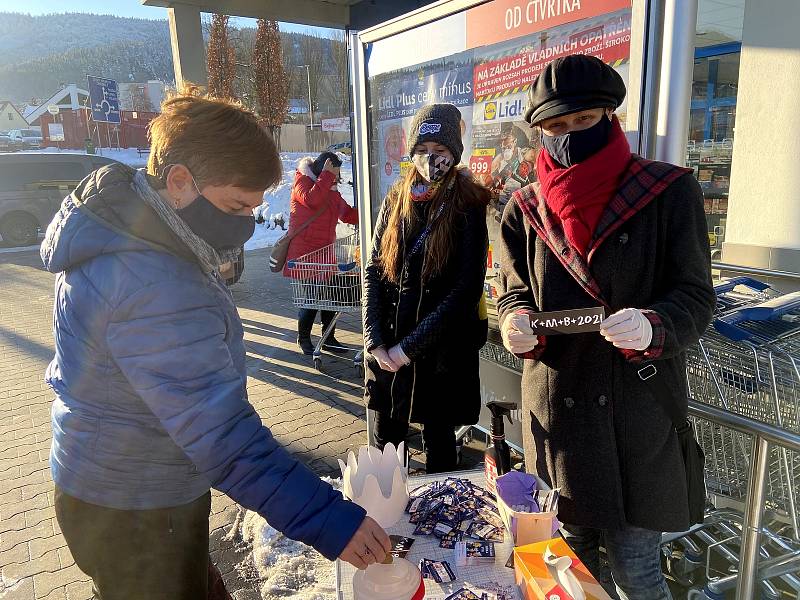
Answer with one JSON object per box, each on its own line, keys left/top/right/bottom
{"left": 320, "top": 311, "right": 349, "bottom": 354}
{"left": 297, "top": 309, "right": 316, "bottom": 355}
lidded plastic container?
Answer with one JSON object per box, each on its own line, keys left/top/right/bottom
{"left": 352, "top": 558, "right": 424, "bottom": 600}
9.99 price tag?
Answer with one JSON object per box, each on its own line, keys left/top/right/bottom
{"left": 469, "top": 153, "right": 493, "bottom": 176}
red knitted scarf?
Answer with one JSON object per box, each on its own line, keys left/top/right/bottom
{"left": 536, "top": 116, "right": 631, "bottom": 257}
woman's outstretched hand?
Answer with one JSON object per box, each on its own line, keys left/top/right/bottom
{"left": 338, "top": 516, "right": 391, "bottom": 570}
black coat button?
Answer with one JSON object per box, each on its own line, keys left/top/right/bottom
{"left": 564, "top": 397, "right": 575, "bottom": 408}
{"left": 598, "top": 395, "right": 608, "bottom": 407}
{"left": 561, "top": 247, "right": 570, "bottom": 256}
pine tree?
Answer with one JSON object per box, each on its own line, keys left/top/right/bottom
{"left": 253, "top": 19, "right": 289, "bottom": 146}
{"left": 207, "top": 14, "right": 236, "bottom": 98}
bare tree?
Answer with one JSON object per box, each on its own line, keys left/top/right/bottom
{"left": 253, "top": 19, "right": 289, "bottom": 146}
{"left": 206, "top": 13, "right": 236, "bottom": 98}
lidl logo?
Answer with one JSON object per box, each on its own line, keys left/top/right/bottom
{"left": 484, "top": 102, "right": 497, "bottom": 120}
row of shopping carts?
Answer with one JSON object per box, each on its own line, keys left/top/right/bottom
{"left": 667, "top": 276, "right": 800, "bottom": 598}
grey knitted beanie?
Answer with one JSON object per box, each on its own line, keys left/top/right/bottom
{"left": 405, "top": 103, "right": 464, "bottom": 163}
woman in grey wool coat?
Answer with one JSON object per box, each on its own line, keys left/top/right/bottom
{"left": 496, "top": 55, "right": 715, "bottom": 600}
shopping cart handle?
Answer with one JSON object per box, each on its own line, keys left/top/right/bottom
{"left": 713, "top": 276, "right": 771, "bottom": 295}
{"left": 714, "top": 290, "right": 800, "bottom": 341}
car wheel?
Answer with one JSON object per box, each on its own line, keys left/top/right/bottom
{"left": 0, "top": 213, "right": 39, "bottom": 247}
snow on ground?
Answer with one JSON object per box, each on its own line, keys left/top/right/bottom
{"left": 231, "top": 477, "right": 341, "bottom": 600}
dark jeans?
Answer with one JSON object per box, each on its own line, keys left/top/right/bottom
{"left": 298, "top": 308, "right": 336, "bottom": 334}
{"left": 373, "top": 412, "right": 458, "bottom": 474}
{"left": 55, "top": 487, "right": 230, "bottom": 600}
{"left": 561, "top": 522, "right": 672, "bottom": 600}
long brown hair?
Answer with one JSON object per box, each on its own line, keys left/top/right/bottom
{"left": 379, "top": 167, "right": 490, "bottom": 283}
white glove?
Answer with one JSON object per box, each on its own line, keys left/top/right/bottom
{"left": 371, "top": 346, "right": 400, "bottom": 372}
{"left": 501, "top": 312, "right": 539, "bottom": 355}
{"left": 600, "top": 308, "right": 653, "bottom": 351}
{"left": 388, "top": 344, "right": 411, "bottom": 367}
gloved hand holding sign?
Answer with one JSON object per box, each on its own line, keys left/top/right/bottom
{"left": 501, "top": 312, "right": 539, "bottom": 354}
{"left": 600, "top": 308, "right": 653, "bottom": 351}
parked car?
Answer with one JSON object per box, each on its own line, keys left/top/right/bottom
{"left": 0, "top": 153, "right": 119, "bottom": 246}
{"left": 326, "top": 141, "right": 352, "bottom": 156}
{"left": 8, "top": 128, "right": 43, "bottom": 150}
{"left": 0, "top": 152, "right": 247, "bottom": 284}
{"left": 0, "top": 134, "right": 23, "bottom": 152}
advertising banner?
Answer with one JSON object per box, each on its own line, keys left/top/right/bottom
{"left": 473, "top": 9, "right": 631, "bottom": 101}
{"left": 466, "top": 0, "right": 630, "bottom": 49}
{"left": 374, "top": 63, "right": 473, "bottom": 121}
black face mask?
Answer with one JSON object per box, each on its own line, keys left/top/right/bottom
{"left": 541, "top": 115, "right": 612, "bottom": 168}
{"left": 177, "top": 195, "right": 255, "bottom": 251}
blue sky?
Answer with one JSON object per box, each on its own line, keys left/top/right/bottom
{"left": 0, "top": 0, "right": 334, "bottom": 34}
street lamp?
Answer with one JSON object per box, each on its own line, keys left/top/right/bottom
{"left": 297, "top": 64, "right": 313, "bottom": 129}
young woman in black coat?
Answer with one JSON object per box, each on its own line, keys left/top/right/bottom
{"left": 497, "top": 55, "right": 716, "bottom": 599}
{"left": 363, "top": 103, "right": 490, "bottom": 473}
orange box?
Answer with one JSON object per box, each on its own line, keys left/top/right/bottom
{"left": 514, "top": 537, "right": 613, "bottom": 600}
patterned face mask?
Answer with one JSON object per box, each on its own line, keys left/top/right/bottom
{"left": 412, "top": 152, "right": 453, "bottom": 182}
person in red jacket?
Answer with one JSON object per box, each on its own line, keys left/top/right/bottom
{"left": 285, "top": 152, "right": 359, "bottom": 355}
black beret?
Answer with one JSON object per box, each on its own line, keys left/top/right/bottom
{"left": 524, "top": 54, "right": 626, "bottom": 125}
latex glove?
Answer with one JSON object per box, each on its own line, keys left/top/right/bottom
{"left": 371, "top": 346, "right": 400, "bottom": 372}
{"left": 338, "top": 516, "right": 391, "bottom": 570}
{"left": 501, "top": 311, "right": 539, "bottom": 354}
{"left": 388, "top": 344, "right": 411, "bottom": 367}
{"left": 600, "top": 308, "right": 653, "bottom": 351}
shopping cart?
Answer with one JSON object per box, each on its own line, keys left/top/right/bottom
{"left": 710, "top": 276, "right": 781, "bottom": 315}
{"left": 665, "top": 277, "right": 800, "bottom": 598}
{"left": 286, "top": 231, "right": 363, "bottom": 373}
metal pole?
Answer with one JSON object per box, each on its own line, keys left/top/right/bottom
{"left": 655, "top": 0, "right": 698, "bottom": 164}
{"left": 736, "top": 435, "right": 770, "bottom": 600}
{"left": 306, "top": 65, "right": 313, "bottom": 130}
{"left": 349, "top": 29, "right": 375, "bottom": 446}
{"left": 638, "top": 0, "right": 665, "bottom": 159}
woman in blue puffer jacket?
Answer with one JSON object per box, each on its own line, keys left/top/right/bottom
{"left": 40, "top": 90, "right": 389, "bottom": 600}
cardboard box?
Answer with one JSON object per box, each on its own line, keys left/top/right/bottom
{"left": 496, "top": 474, "right": 558, "bottom": 547}
{"left": 514, "top": 537, "right": 613, "bottom": 600}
